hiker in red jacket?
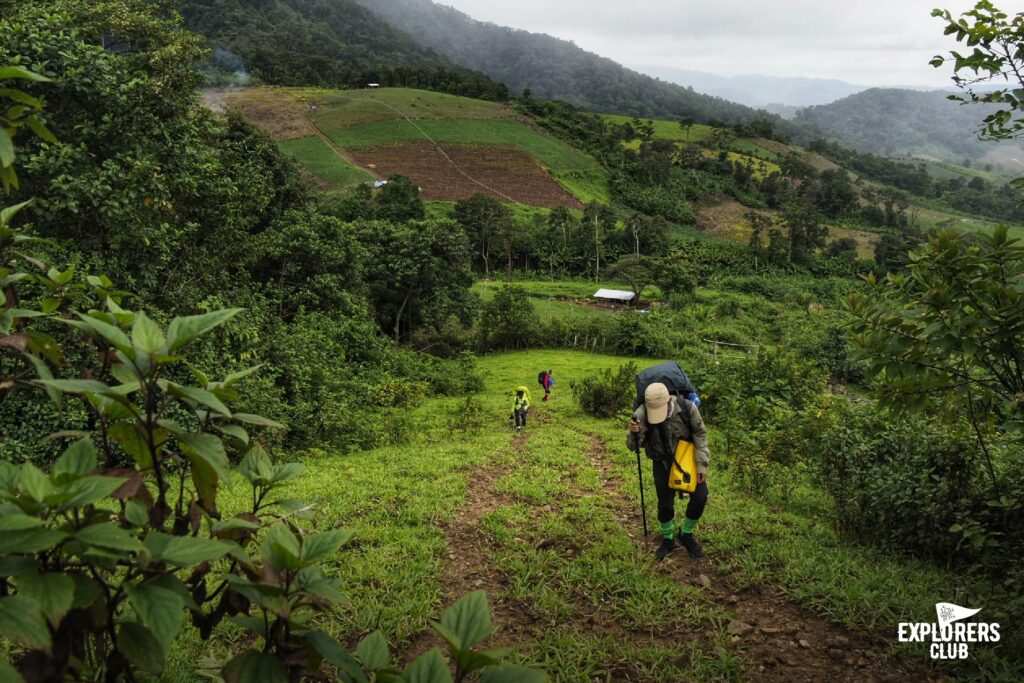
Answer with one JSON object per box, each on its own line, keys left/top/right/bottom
{"left": 538, "top": 369, "right": 555, "bottom": 401}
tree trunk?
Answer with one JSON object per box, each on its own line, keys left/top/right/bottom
{"left": 394, "top": 290, "right": 412, "bottom": 343}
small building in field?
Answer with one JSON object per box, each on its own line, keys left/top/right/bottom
{"left": 593, "top": 288, "right": 637, "bottom": 307}
{"left": 367, "top": 83, "right": 380, "bottom": 88}
{"left": 373, "top": 180, "right": 388, "bottom": 189}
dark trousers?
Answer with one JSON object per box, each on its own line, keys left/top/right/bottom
{"left": 514, "top": 409, "right": 527, "bottom": 427}
{"left": 651, "top": 459, "right": 708, "bottom": 525}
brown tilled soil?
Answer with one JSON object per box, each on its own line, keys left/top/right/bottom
{"left": 347, "top": 143, "right": 583, "bottom": 209}
{"left": 219, "top": 88, "right": 318, "bottom": 141}
{"left": 697, "top": 198, "right": 880, "bottom": 259}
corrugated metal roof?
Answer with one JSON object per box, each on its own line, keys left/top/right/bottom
{"left": 593, "top": 289, "right": 636, "bottom": 301}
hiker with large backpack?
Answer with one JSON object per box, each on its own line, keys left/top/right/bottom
{"left": 627, "top": 362, "right": 710, "bottom": 560}
{"left": 537, "top": 370, "right": 555, "bottom": 401}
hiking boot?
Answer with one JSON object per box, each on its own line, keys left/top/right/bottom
{"left": 677, "top": 532, "right": 703, "bottom": 558}
{"left": 654, "top": 537, "right": 677, "bottom": 560}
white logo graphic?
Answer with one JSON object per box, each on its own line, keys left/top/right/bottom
{"left": 936, "top": 602, "right": 982, "bottom": 629}
{"left": 898, "top": 602, "right": 1000, "bottom": 660}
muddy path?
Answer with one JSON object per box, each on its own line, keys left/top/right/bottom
{"left": 579, "top": 432, "right": 939, "bottom": 682}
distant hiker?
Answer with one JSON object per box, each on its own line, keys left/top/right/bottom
{"left": 511, "top": 385, "right": 531, "bottom": 430}
{"left": 538, "top": 369, "right": 555, "bottom": 401}
{"left": 627, "top": 382, "right": 710, "bottom": 560}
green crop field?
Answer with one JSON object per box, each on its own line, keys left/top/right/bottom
{"left": 278, "top": 135, "right": 375, "bottom": 187}
{"left": 602, "top": 113, "right": 713, "bottom": 143}
{"left": 314, "top": 87, "right": 512, "bottom": 128}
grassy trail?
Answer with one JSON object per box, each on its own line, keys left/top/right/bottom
{"left": 166, "top": 351, "right": 958, "bottom": 681}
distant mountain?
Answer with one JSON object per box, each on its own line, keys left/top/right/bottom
{"left": 350, "top": 0, "right": 798, "bottom": 132}
{"left": 633, "top": 68, "right": 865, "bottom": 108}
{"left": 180, "top": 0, "right": 506, "bottom": 98}
{"left": 794, "top": 88, "right": 1024, "bottom": 166}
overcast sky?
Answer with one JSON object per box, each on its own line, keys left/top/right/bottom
{"left": 436, "top": 0, "right": 983, "bottom": 87}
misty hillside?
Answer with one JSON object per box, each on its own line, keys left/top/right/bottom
{"left": 180, "top": 0, "right": 506, "bottom": 98}
{"left": 350, "top": 0, "right": 800, "bottom": 132}
{"left": 636, "top": 67, "right": 865, "bottom": 108}
{"left": 795, "top": 87, "right": 1024, "bottom": 165}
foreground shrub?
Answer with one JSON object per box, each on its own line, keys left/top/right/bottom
{"left": 571, "top": 362, "right": 638, "bottom": 418}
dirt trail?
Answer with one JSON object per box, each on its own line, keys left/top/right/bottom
{"left": 403, "top": 430, "right": 534, "bottom": 663}
{"left": 581, "top": 434, "right": 940, "bottom": 683}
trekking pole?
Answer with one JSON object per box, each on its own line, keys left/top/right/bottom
{"left": 632, "top": 442, "right": 648, "bottom": 546}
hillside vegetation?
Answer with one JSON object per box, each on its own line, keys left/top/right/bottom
{"left": 796, "top": 87, "right": 1024, "bottom": 167}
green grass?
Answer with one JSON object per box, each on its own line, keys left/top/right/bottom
{"left": 162, "top": 347, "right": 1016, "bottom": 681}
{"left": 314, "top": 87, "right": 511, "bottom": 128}
{"left": 278, "top": 135, "right": 374, "bottom": 188}
{"left": 602, "top": 114, "right": 713, "bottom": 143}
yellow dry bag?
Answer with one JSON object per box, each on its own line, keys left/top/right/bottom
{"left": 668, "top": 439, "right": 698, "bottom": 493}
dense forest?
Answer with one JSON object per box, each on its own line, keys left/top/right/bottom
{"left": 180, "top": 0, "right": 509, "bottom": 99}
{"left": 349, "top": 0, "right": 801, "bottom": 132}
{"left": 796, "top": 87, "right": 1024, "bottom": 163}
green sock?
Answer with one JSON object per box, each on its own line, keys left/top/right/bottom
{"left": 680, "top": 517, "right": 698, "bottom": 535}
{"left": 660, "top": 520, "right": 675, "bottom": 540}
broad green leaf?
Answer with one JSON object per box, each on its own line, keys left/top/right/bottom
{"left": 300, "top": 529, "right": 354, "bottom": 564}
{"left": 124, "top": 499, "right": 150, "bottom": 527}
{"left": 19, "top": 572, "right": 74, "bottom": 627}
{"left": 36, "top": 378, "right": 111, "bottom": 395}
{"left": 19, "top": 463, "right": 51, "bottom": 502}
{"left": 356, "top": 630, "right": 390, "bottom": 671}
{"left": 222, "top": 650, "right": 288, "bottom": 683}
{"left": 60, "top": 476, "right": 125, "bottom": 509}
{"left": 73, "top": 313, "right": 132, "bottom": 355}
{"left": 261, "top": 524, "right": 301, "bottom": 572}
{"left": 131, "top": 312, "right": 166, "bottom": 354}
{"left": 76, "top": 523, "right": 143, "bottom": 553}
{"left": 217, "top": 424, "right": 249, "bottom": 445}
{"left": 24, "top": 117, "right": 56, "bottom": 144}
{"left": 272, "top": 462, "right": 304, "bottom": 484}
{"left": 0, "top": 658, "right": 25, "bottom": 683}
{"left": 107, "top": 422, "right": 155, "bottom": 469}
{"left": 223, "top": 364, "right": 263, "bottom": 386}
{"left": 0, "top": 596, "right": 50, "bottom": 650}
{"left": 479, "top": 665, "right": 547, "bottom": 683}
{"left": 438, "top": 590, "right": 492, "bottom": 650}
{"left": 166, "top": 309, "right": 242, "bottom": 351}
{"left": 144, "top": 532, "right": 234, "bottom": 567}
{"left": 0, "top": 200, "right": 32, "bottom": 227}
{"left": 163, "top": 381, "right": 231, "bottom": 416}
{"left": 69, "top": 574, "right": 102, "bottom": 610}
{"left": 116, "top": 621, "right": 164, "bottom": 674}
{"left": 0, "top": 67, "right": 51, "bottom": 82}
{"left": 231, "top": 413, "right": 286, "bottom": 429}
{"left": 177, "top": 432, "right": 230, "bottom": 480}
{"left": 401, "top": 648, "right": 452, "bottom": 683}
{"left": 127, "top": 583, "right": 183, "bottom": 650}
{"left": 0, "top": 528, "right": 67, "bottom": 554}
{"left": 0, "top": 129, "right": 12, "bottom": 168}
{"left": 52, "top": 438, "right": 97, "bottom": 482}
{"left": 304, "top": 630, "right": 367, "bottom": 682}
{"left": 22, "top": 353, "right": 60, "bottom": 410}
{"left": 0, "top": 514, "right": 44, "bottom": 531}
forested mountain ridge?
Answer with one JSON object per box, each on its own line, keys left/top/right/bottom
{"left": 179, "top": 0, "right": 508, "bottom": 99}
{"left": 795, "top": 87, "right": 1024, "bottom": 166}
{"left": 348, "top": 0, "right": 800, "bottom": 133}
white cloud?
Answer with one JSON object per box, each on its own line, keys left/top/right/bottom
{"left": 437, "top": 0, "right": 983, "bottom": 87}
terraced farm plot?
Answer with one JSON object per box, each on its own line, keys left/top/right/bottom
{"left": 602, "top": 113, "right": 713, "bottom": 143}
{"left": 697, "top": 199, "right": 881, "bottom": 258}
{"left": 349, "top": 143, "right": 582, "bottom": 207}
{"left": 279, "top": 136, "right": 374, "bottom": 188}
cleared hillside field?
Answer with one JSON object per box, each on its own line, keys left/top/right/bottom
{"left": 602, "top": 113, "right": 714, "bottom": 143}
{"left": 222, "top": 87, "right": 610, "bottom": 205}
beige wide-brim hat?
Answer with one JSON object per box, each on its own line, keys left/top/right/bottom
{"left": 644, "top": 382, "right": 671, "bottom": 424}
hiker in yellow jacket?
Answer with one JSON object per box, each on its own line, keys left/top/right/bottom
{"left": 511, "top": 386, "right": 531, "bottom": 431}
